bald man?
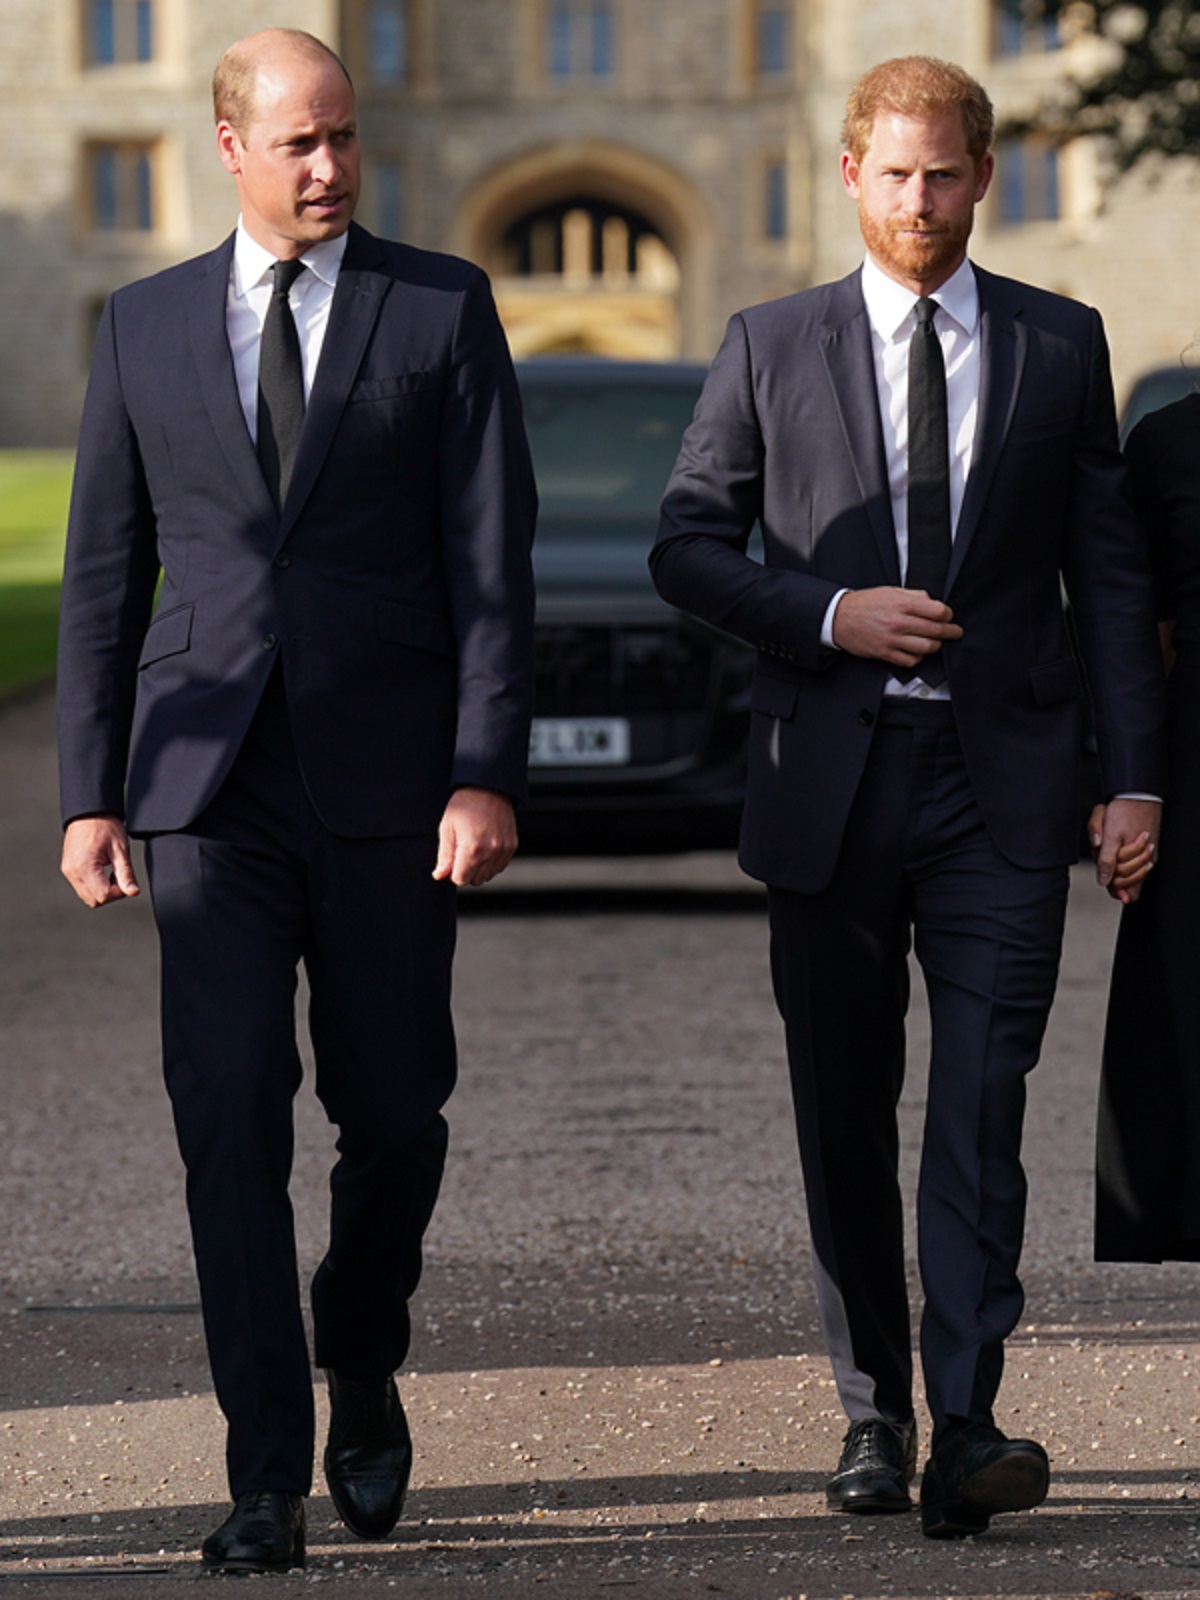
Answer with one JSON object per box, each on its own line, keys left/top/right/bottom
{"left": 57, "top": 29, "right": 535, "bottom": 1572}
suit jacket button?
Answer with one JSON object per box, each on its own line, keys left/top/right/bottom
{"left": 274, "top": 554, "right": 291, "bottom": 569}
{"left": 858, "top": 708, "right": 874, "bottom": 726}
{"left": 263, "top": 634, "right": 278, "bottom": 649}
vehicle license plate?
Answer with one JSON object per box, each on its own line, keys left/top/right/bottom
{"left": 529, "top": 717, "right": 631, "bottom": 766}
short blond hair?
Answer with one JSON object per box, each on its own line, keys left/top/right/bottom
{"left": 842, "top": 56, "right": 994, "bottom": 165}
{"left": 213, "top": 29, "right": 354, "bottom": 139}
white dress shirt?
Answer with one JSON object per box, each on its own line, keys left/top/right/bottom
{"left": 226, "top": 223, "right": 348, "bottom": 442}
{"left": 820, "top": 257, "right": 1159, "bottom": 804}
{"left": 822, "top": 254, "right": 981, "bottom": 701}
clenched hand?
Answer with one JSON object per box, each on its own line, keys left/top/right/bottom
{"left": 832, "top": 587, "right": 962, "bottom": 668}
{"left": 433, "top": 787, "right": 518, "bottom": 888}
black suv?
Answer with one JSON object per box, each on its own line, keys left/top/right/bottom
{"left": 516, "top": 359, "right": 753, "bottom": 854}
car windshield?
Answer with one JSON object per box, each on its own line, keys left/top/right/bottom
{"left": 518, "top": 374, "right": 701, "bottom": 537}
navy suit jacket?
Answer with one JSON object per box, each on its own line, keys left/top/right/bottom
{"left": 652, "top": 266, "right": 1166, "bottom": 893}
{"left": 58, "top": 222, "right": 537, "bottom": 838}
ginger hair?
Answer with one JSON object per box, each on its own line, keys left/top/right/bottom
{"left": 842, "top": 56, "right": 994, "bottom": 165}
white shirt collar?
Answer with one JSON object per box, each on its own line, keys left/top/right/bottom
{"left": 860, "top": 253, "right": 979, "bottom": 343}
{"left": 231, "top": 220, "right": 349, "bottom": 300}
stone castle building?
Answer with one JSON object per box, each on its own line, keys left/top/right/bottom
{"left": 3, "top": 0, "right": 1198, "bottom": 444}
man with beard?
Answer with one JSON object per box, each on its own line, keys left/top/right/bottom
{"left": 652, "top": 56, "right": 1164, "bottom": 1538}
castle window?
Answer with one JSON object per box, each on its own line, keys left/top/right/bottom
{"left": 86, "top": 139, "right": 158, "bottom": 233}
{"left": 368, "top": 0, "right": 409, "bottom": 81}
{"left": 547, "top": 0, "right": 615, "bottom": 80}
{"left": 764, "top": 159, "right": 788, "bottom": 239}
{"left": 85, "top": 0, "right": 154, "bottom": 66}
{"left": 993, "top": 0, "right": 1060, "bottom": 58}
{"left": 375, "top": 160, "right": 406, "bottom": 240}
{"left": 756, "top": 1, "right": 791, "bottom": 76}
{"left": 997, "top": 137, "right": 1060, "bottom": 225}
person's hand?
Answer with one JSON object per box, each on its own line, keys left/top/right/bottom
{"left": 61, "top": 815, "right": 141, "bottom": 907}
{"left": 1089, "top": 799, "right": 1162, "bottom": 905}
{"left": 832, "top": 587, "right": 962, "bottom": 668}
{"left": 433, "top": 787, "right": 518, "bottom": 887}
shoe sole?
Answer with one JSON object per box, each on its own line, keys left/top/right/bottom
{"left": 829, "top": 1493, "right": 913, "bottom": 1514}
{"left": 201, "top": 1541, "right": 306, "bottom": 1574}
{"left": 202, "top": 1556, "right": 306, "bottom": 1573}
{"left": 959, "top": 1450, "right": 1049, "bottom": 1514}
{"left": 827, "top": 1475, "right": 914, "bottom": 1515}
{"left": 921, "top": 1449, "right": 1049, "bottom": 1539}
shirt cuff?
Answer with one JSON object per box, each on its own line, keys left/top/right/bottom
{"left": 821, "top": 589, "right": 851, "bottom": 650}
{"left": 1111, "top": 793, "right": 1162, "bottom": 804}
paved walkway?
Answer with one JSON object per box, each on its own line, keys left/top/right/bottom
{"left": 3, "top": 686, "right": 1200, "bottom": 1598}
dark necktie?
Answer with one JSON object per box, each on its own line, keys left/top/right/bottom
{"left": 256, "top": 258, "right": 306, "bottom": 509}
{"left": 901, "top": 296, "right": 951, "bottom": 687}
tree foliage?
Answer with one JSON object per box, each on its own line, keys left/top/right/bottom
{"left": 1028, "top": 1, "right": 1200, "bottom": 170}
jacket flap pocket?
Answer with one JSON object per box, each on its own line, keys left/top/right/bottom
{"left": 348, "top": 371, "right": 432, "bottom": 405}
{"left": 377, "top": 598, "right": 455, "bottom": 658}
{"left": 138, "top": 604, "right": 194, "bottom": 668}
{"left": 1029, "top": 656, "right": 1083, "bottom": 707}
{"left": 751, "top": 672, "right": 798, "bottom": 720}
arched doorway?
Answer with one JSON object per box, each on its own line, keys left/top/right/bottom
{"left": 452, "top": 142, "right": 714, "bottom": 361}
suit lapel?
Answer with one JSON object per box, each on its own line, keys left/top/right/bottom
{"left": 277, "top": 223, "right": 389, "bottom": 545}
{"left": 186, "top": 234, "right": 277, "bottom": 522}
{"left": 948, "top": 268, "right": 1027, "bottom": 590}
{"left": 817, "top": 274, "right": 900, "bottom": 583}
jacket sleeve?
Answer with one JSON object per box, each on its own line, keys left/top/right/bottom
{"left": 650, "top": 312, "right": 839, "bottom": 673}
{"left": 1059, "top": 308, "right": 1167, "bottom": 799}
{"left": 56, "top": 293, "right": 161, "bottom": 824}
{"left": 438, "top": 268, "right": 537, "bottom": 802}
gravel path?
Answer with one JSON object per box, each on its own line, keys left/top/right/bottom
{"left": 3, "top": 686, "right": 1200, "bottom": 1598}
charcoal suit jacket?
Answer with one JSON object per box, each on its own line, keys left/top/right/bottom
{"left": 58, "top": 221, "right": 536, "bottom": 838}
{"left": 651, "top": 265, "right": 1166, "bottom": 893}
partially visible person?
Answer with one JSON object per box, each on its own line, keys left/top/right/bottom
{"left": 57, "top": 27, "right": 535, "bottom": 1575}
{"left": 1096, "top": 384, "right": 1200, "bottom": 1262}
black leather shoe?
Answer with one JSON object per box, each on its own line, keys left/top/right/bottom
{"left": 826, "top": 1417, "right": 917, "bottom": 1513}
{"left": 324, "top": 1371, "right": 413, "bottom": 1540}
{"left": 201, "top": 1491, "right": 305, "bottom": 1572}
{"left": 920, "top": 1422, "right": 1049, "bottom": 1538}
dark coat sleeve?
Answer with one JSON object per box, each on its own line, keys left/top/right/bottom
{"left": 56, "top": 292, "right": 161, "bottom": 824}
{"left": 439, "top": 270, "right": 538, "bottom": 802}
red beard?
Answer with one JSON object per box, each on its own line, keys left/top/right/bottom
{"left": 859, "top": 205, "right": 974, "bottom": 285}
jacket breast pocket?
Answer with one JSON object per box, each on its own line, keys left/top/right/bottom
{"left": 138, "top": 603, "right": 194, "bottom": 668}
{"left": 347, "top": 371, "right": 433, "bottom": 406}
{"left": 1009, "top": 412, "right": 1076, "bottom": 444}
{"left": 1029, "top": 656, "right": 1083, "bottom": 707}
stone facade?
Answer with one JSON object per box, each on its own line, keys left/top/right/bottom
{"left": 3, "top": 0, "right": 1197, "bottom": 443}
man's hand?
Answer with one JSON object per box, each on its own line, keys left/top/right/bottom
{"left": 61, "top": 815, "right": 140, "bottom": 908}
{"left": 832, "top": 587, "right": 963, "bottom": 667}
{"left": 433, "top": 787, "right": 518, "bottom": 888}
{"left": 1088, "top": 799, "right": 1162, "bottom": 905}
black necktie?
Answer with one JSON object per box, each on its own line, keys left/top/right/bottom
{"left": 902, "top": 296, "right": 951, "bottom": 687}
{"left": 256, "top": 258, "right": 306, "bottom": 509}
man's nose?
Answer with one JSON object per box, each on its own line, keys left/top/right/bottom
{"left": 311, "top": 143, "right": 340, "bottom": 183}
{"left": 905, "top": 179, "right": 934, "bottom": 213}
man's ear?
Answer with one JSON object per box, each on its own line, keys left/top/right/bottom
{"left": 840, "top": 149, "right": 862, "bottom": 200}
{"left": 216, "top": 120, "right": 243, "bottom": 178}
{"left": 974, "top": 151, "right": 995, "bottom": 204}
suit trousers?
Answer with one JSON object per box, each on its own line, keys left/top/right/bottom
{"left": 767, "top": 699, "right": 1067, "bottom": 1440}
{"left": 142, "top": 667, "right": 457, "bottom": 1497}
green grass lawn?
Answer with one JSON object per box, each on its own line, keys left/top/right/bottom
{"left": 0, "top": 451, "right": 74, "bottom": 697}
